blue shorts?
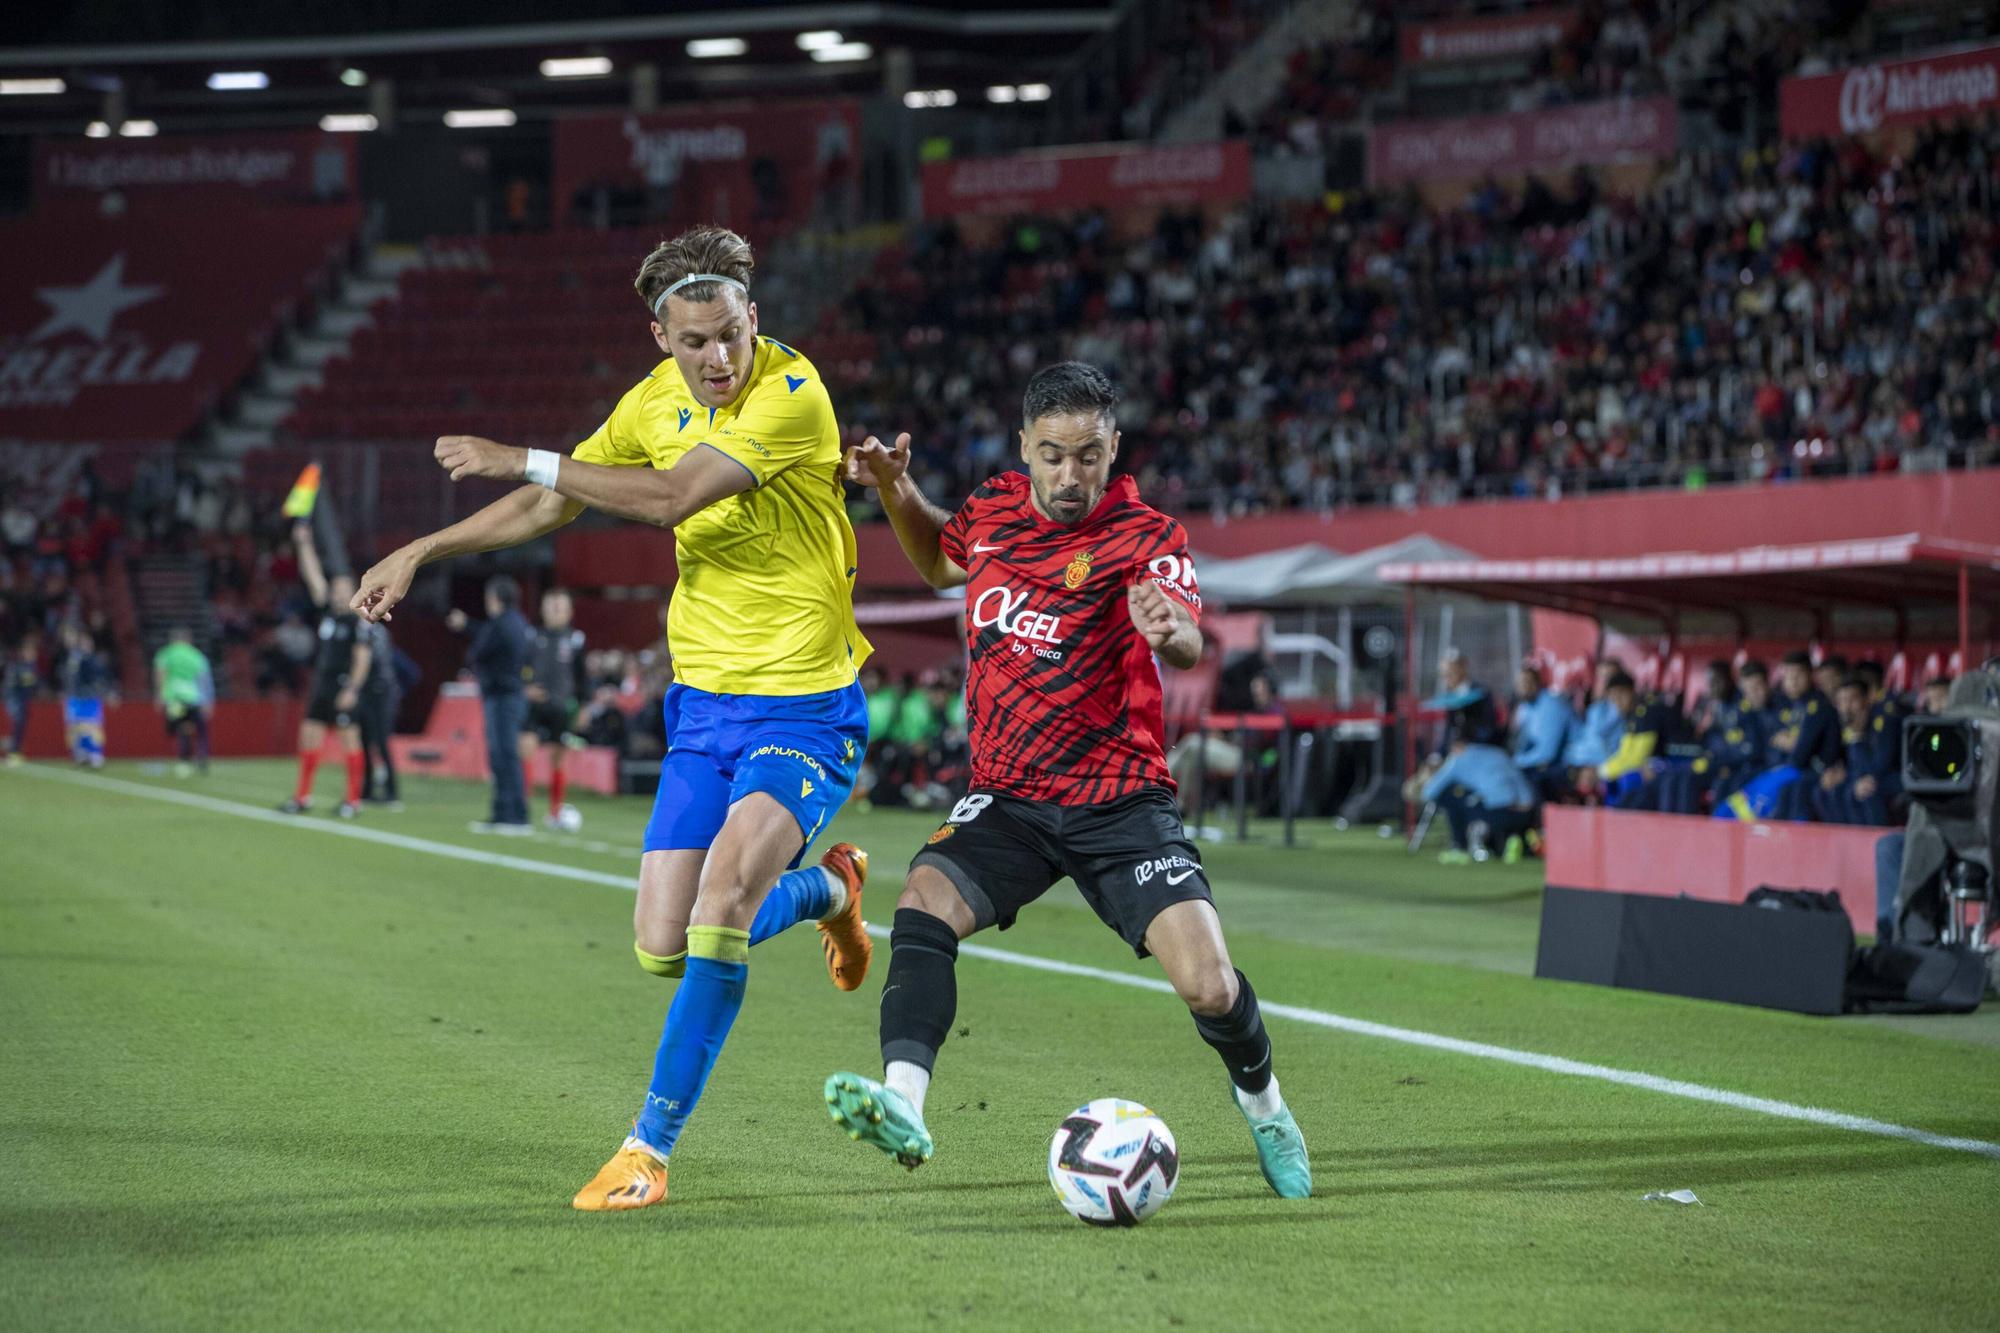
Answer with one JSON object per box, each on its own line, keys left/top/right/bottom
{"left": 643, "top": 682, "right": 867, "bottom": 866}
{"left": 63, "top": 697, "right": 104, "bottom": 729}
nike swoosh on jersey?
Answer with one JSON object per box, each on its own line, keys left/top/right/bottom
{"left": 1164, "top": 868, "right": 1199, "bottom": 885}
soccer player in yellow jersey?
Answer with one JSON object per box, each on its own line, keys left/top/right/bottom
{"left": 350, "top": 226, "right": 875, "bottom": 1210}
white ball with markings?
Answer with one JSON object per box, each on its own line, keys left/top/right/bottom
{"left": 555, "top": 803, "right": 583, "bottom": 832}
{"left": 1048, "top": 1098, "right": 1179, "bottom": 1226}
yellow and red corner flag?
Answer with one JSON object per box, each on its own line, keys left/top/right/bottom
{"left": 281, "top": 463, "right": 322, "bottom": 518}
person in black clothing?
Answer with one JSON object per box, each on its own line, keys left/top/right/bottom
{"left": 3, "top": 633, "right": 41, "bottom": 765}
{"left": 1814, "top": 674, "right": 1902, "bottom": 826}
{"left": 357, "top": 617, "right": 401, "bottom": 808}
{"left": 280, "top": 523, "right": 372, "bottom": 818}
{"left": 1430, "top": 650, "right": 1499, "bottom": 752}
{"left": 522, "top": 587, "right": 588, "bottom": 829}
{"left": 1769, "top": 649, "right": 1842, "bottom": 821}
{"left": 451, "top": 575, "right": 533, "bottom": 833}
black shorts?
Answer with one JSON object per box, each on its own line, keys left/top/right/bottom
{"left": 523, "top": 698, "right": 574, "bottom": 744}
{"left": 306, "top": 680, "right": 355, "bottom": 728}
{"left": 911, "top": 785, "right": 1213, "bottom": 958}
{"left": 162, "top": 702, "right": 201, "bottom": 734}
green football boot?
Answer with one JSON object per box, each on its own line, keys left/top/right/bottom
{"left": 1235, "top": 1087, "right": 1313, "bottom": 1199}
{"left": 824, "top": 1071, "right": 933, "bottom": 1169}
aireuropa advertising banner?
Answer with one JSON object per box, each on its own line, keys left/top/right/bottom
{"left": 1780, "top": 43, "right": 2000, "bottom": 138}
{"left": 1367, "top": 96, "right": 1676, "bottom": 187}
{"left": 920, "top": 141, "right": 1250, "bottom": 219}
{"left": 1400, "top": 8, "right": 1576, "bottom": 68}
{"left": 552, "top": 100, "right": 858, "bottom": 233}
{"left": 34, "top": 130, "right": 354, "bottom": 209}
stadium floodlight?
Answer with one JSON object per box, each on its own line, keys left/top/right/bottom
{"left": 687, "top": 38, "right": 747, "bottom": 58}
{"left": 0, "top": 78, "right": 66, "bottom": 95}
{"left": 1017, "top": 83, "right": 1051, "bottom": 101}
{"left": 207, "top": 71, "right": 269, "bottom": 91}
{"left": 539, "top": 57, "right": 613, "bottom": 79}
{"left": 796, "top": 31, "right": 844, "bottom": 51}
{"left": 445, "top": 108, "right": 517, "bottom": 128}
{"left": 320, "top": 113, "right": 378, "bottom": 133}
{"left": 809, "top": 42, "right": 872, "bottom": 63}
{"left": 340, "top": 68, "right": 369, "bottom": 87}
{"left": 903, "top": 89, "right": 958, "bottom": 109}
{"left": 986, "top": 85, "right": 1018, "bottom": 103}
{"left": 119, "top": 120, "right": 159, "bottom": 137}
{"left": 85, "top": 120, "right": 111, "bottom": 137}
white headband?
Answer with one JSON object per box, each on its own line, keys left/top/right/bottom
{"left": 652, "top": 273, "right": 748, "bottom": 316}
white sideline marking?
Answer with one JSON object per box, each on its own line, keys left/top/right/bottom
{"left": 15, "top": 763, "right": 2000, "bottom": 1162}
{"left": 11, "top": 764, "right": 634, "bottom": 890}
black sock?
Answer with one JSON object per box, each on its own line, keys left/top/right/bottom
{"left": 880, "top": 907, "right": 959, "bottom": 1074}
{"left": 1193, "top": 969, "right": 1274, "bottom": 1095}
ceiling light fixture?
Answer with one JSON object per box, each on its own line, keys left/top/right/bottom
{"left": 539, "top": 57, "right": 613, "bottom": 79}
{"left": 687, "top": 38, "right": 747, "bottom": 59}
{"left": 444, "top": 108, "right": 517, "bottom": 128}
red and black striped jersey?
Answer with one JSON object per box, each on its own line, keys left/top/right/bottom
{"left": 941, "top": 472, "right": 1201, "bottom": 805}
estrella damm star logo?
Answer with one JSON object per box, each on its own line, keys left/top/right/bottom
{"left": 1064, "top": 550, "right": 1095, "bottom": 589}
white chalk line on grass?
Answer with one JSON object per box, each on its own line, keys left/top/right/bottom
{"left": 14, "top": 762, "right": 2000, "bottom": 1163}
{"left": 12, "top": 764, "right": 634, "bottom": 890}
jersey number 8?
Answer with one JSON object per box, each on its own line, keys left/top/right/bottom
{"left": 948, "top": 794, "right": 993, "bottom": 824}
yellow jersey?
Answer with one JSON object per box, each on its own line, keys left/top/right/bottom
{"left": 571, "top": 336, "right": 871, "bottom": 695}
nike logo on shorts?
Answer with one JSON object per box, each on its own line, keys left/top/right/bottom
{"left": 972, "top": 541, "right": 1002, "bottom": 553}
{"left": 1165, "top": 868, "right": 1198, "bottom": 886}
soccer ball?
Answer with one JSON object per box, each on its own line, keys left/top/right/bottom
{"left": 1047, "top": 1098, "right": 1179, "bottom": 1226}
{"left": 555, "top": 803, "right": 583, "bottom": 832}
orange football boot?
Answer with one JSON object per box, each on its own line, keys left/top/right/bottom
{"left": 571, "top": 1143, "right": 669, "bottom": 1211}
{"left": 814, "top": 842, "right": 872, "bottom": 992}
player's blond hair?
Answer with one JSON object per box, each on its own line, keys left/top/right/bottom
{"left": 635, "top": 226, "right": 755, "bottom": 316}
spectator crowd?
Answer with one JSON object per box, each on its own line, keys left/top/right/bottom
{"left": 835, "top": 114, "right": 1999, "bottom": 520}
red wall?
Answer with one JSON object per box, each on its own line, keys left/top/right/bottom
{"left": 16, "top": 698, "right": 304, "bottom": 759}
{"left": 555, "top": 470, "right": 2000, "bottom": 599}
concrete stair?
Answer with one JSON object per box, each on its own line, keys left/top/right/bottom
{"left": 1160, "top": 0, "right": 1359, "bottom": 143}
{"left": 131, "top": 554, "right": 216, "bottom": 674}
{"left": 204, "top": 245, "right": 422, "bottom": 456}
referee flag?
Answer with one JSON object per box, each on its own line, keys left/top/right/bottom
{"left": 281, "top": 463, "right": 322, "bottom": 518}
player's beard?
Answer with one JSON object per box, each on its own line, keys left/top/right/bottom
{"left": 1034, "top": 480, "right": 1098, "bottom": 526}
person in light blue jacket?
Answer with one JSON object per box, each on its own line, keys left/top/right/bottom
{"left": 1510, "top": 664, "right": 1576, "bottom": 800}
{"left": 1423, "top": 740, "right": 1538, "bottom": 864}
{"left": 1564, "top": 658, "right": 1626, "bottom": 769}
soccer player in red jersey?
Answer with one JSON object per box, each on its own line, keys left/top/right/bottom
{"left": 824, "top": 362, "right": 1311, "bottom": 1199}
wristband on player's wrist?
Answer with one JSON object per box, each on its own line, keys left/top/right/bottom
{"left": 524, "top": 449, "right": 561, "bottom": 489}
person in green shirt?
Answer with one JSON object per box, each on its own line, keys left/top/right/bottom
{"left": 888, "top": 681, "right": 939, "bottom": 749}
{"left": 862, "top": 666, "right": 901, "bottom": 749}
{"left": 153, "top": 627, "right": 213, "bottom": 777}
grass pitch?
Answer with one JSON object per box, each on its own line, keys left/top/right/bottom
{"left": 3, "top": 760, "right": 1997, "bottom": 1331}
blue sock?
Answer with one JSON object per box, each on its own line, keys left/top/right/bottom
{"left": 633, "top": 928, "right": 749, "bottom": 1157}
{"left": 747, "top": 866, "right": 832, "bottom": 947}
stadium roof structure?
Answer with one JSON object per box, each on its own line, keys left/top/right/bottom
{"left": 1378, "top": 532, "right": 2000, "bottom": 661}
